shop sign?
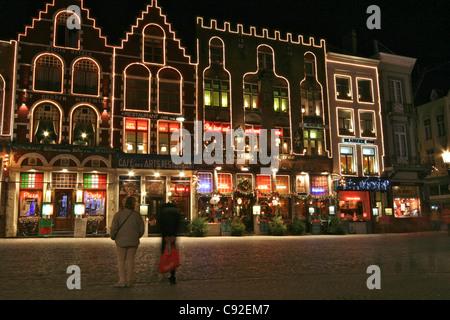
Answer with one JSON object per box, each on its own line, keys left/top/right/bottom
{"left": 393, "top": 186, "right": 419, "bottom": 198}
{"left": 117, "top": 154, "right": 194, "bottom": 170}
{"left": 11, "top": 143, "right": 116, "bottom": 154}
{"left": 122, "top": 111, "right": 181, "bottom": 121}
{"left": 337, "top": 177, "right": 390, "bottom": 191}
{"left": 341, "top": 138, "right": 376, "bottom": 145}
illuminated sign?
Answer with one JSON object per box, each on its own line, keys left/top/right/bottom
{"left": 341, "top": 138, "right": 375, "bottom": 145}
{"left": 74, "top": 202, "right": 85, "bottom": 216}
{"left": 337, "top": 177, "right": 390, "bottom": 191}
{"left": 42, "top": 203, "right": 54, "bottom": 216}
{"left": 22, "top": 191, "right": 40, "bottom": 199}
{"left": 311, "top": 187, "right": 325, "bottom": 194}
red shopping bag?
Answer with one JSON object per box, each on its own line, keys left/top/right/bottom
{"left": 158, "top": 243, "right": 180, "bottom": 273}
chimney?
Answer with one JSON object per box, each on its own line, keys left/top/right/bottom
{"left": 342, "top": 30, "right": 357, "bottom": 55}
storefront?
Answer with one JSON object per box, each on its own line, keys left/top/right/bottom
{"left": 392, "top": 186, "right": 420, "bottom": 218}
{"left": 82, "top": 173, "right": 107, "bottom": 231}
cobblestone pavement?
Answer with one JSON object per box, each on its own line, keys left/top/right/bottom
{"left": 0, "top": 232, "right": 449, "bottom": 300}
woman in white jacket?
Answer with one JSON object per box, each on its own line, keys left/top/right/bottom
{"left": 110, "top": 197, "right": 145, "bottom": 287}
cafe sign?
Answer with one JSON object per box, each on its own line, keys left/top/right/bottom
{"left": 341, "top": 138, "right": 375, "bottom": 145}
{"left": 117, "top": 154, "right": 194, "bottom": 170}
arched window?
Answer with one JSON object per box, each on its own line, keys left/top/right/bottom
{"left": 204, "top": 38, "right": 229, "bottom": 109}
{"left": 34, "top": 55, "right": 63, "bottom": 92}
{"left": 257, "top": 46, "right": 274, "bottom": 71}
{"left": 54, "top": 11, "right": 79, "bottom": 49}
{"left": 143, "top": 24, "right": 165, "bottom": 64}
{"left": 72, "top": 59, "right": 99, "bottom": 96}
{"left": 72, "top": 106, "right": 97, "bottom": 146}
{"left": 124, "top": 64, "right": 150, "bottom": 111}
{"left": 158, "top": 68, "right": 181, "bottom": 114}
{"left": 32, "top": 104, "right": 61, "bottom": 144}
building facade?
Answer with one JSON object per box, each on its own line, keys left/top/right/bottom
{"left": 326, "top": 52, "right": 387, "bottom": 233}
{"left": 373, "top": 52, "right": 430, "bottom": 231}
{"left": 195, "top": 18, "right": 333, "bottom": 232}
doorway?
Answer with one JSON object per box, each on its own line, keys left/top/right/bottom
{"left": 53, "top": 190, "right": 74, "bottom": 231}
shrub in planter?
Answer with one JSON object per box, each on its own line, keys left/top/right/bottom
{"left": 188, "top": 217, "right": 209, "bottom": 237}
{"left": 327, "top": 216, "right": 345, "bottom": 235}
{"left": 269, "top": 216, "right": 287, "bottom": 236}
{"left": 231, "top": 218, "right": 246, "bottom": 236}
{"left": 291, "top": 218, "right": 306, "bottom": 235}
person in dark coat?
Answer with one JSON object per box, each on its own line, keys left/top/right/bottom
{"left": 157, "top": 201, "right": 180, "bottom": 285}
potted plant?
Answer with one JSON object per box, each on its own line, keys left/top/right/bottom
{"left": 188, "top": 217, "right": 209, "bottom": 237}
{"left": 269, "top": 216, "right": 287, "bottom": 236}
{"left": 18, "top": 215, "right": 39, "bottom": 236}
{"left": 230, "top": 218, "right": 246, "bottom": 236}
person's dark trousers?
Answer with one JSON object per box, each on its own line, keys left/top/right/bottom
{"left": 161, "top": 236, "right": 177, "bottom": 284}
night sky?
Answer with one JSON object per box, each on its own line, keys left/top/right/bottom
{"left": 0, "top": 0, "right": 448, "bottom": 101}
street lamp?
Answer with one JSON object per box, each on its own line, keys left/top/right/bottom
{"left": 443, "top": 151, "right": 450, "bottom": 176}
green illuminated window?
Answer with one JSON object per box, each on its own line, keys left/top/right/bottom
{"left": 21, "top": 173, "right": 44, "bottom": 189}
{"left": 83, "top": 174, "right": 107, "bottom": 189}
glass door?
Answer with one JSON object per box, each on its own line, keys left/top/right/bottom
{"left": 53, "top": 190, "right": 74, "bottom": 231}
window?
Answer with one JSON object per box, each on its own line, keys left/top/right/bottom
{"left": 158, "top": 68, "right": 181, "bottom": 114}
{"left": 357, "top": 79, "right": 373, "bottom": 103}
{"left": 54, "top": 12, "right": 79, "bottom": 49}
{"left": 124, "top": 119, "right": 148, "bottom": 154}
{"left": 197, "top": 172, "right": 213, "bottom": 194}
{"left": 359, "top": 111, "right": 376, "bottom": 137}
{"left": 301, "top": 89, "right": 322, "bottom": 117}
{"left": 303, "top": 129, "right": 324, "bottom": 156}
{"left": 275, "top": 175, "right": 290, "bottom": 195}
{"left": 296, "top": 175, "right": 306, "bottom": 194}
{"left": 33, "top": 104, "right": 60, "bottom": 144}
{"left": 72, "top": 106, "right": 97, "bottom": 146}
{"left": 158, "top": 121, "right": 181, "bottom": 155}
{"left": 437, "top": 115, "right": 446, "bottom": 137}
{"left": 244, "top": 83, "right": 259, "bottom": 110}
{"left": 125, "top": 64, "right": 150, "bottom": 111}
{"left": 257, "top": 46, "right": 273, "bottom": 71}
{"left": 304, "top": 61, "right": 314, "bottom": 76}
{"left": 204, "top": 79, "right": 229, "bottom": 108}
{"left": 425, "top": 149, "right": 434, "bottom": 166}
{"left": 72, "top": 59, "right": 99, "bottom": 96}
{"left": 393, "top": 124, "right": 408, "bottom": 158}
{"left": 256, "top": 175, "right": 272, "bottom": 194}
{"left": 389, "top": 79, "right": 403, "bottom": 104}
{"left": 52, "top": 173, "right": 77, "bottom": 189}
{"left": 244, "top": 125, "right": 261, "bottom": 155}
{"left": 310, "top": 175, "right": 328, "bottom": 196}
{"left": 210, "top": 38, "right": 224, "bottom": 64}
{"left": 143, "top": 25, "right": 164, "bottom": 64}
{"left": 275, "top": 127, "right": 290, "bottom": 154}
{"left": 217, "top": 173, "right": 233, "bottom": 194}
{"left": 338, "top": 109, "right": 354, "bottom": 136}
{"left": 362, "top": 147, "right": 377, "bottom": 175}
{"left": 424, "top": 119, "right": 432, "bottom": 140}
{"left": 340, "top": 145, "right": 355, "bottom": 175}
{"left": 21, "top": 173, "right": 44, "bottom": 189}
{"left": 335, "top": 76, "right": 352, "bottom": 100}
{"left": 34, "top": 55, "right": 63, "bottom": 92}
{"left": 273, "top": 87, "right": 288, "bottom": 113}
{"left": 84, "top": 174, "right": 107, "bottom": 189}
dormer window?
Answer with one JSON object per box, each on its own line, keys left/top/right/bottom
{"left": 143, "top": 24, "right": 165, "bottom": 65}
{"left": 54, "top": 11, "right": 79, "bottom": 49}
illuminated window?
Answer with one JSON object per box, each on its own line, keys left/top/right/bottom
{"left": 158, "top": 69, "right": 181, "bottom": 114}
{"left": 296, "top": 175, "right": 306, "bottom": 193}
{"left": 125, "top": 64, "right": 150, "bottom": 111}
{"left": 158, "top": 121, "right": 181, "bottom": 155}
{"left": 72, "top": 106, "right": 97, "bottom": 146}
{"left": 124, "top": 119, "right": 148, "bottom": 154}
{"left": 340, "top": 145, "right": 355, "bottom": 175}
{"left": 204, "top": 79, "right": 229, "bottom": 108}
{"left": 310, "top": 175, "right": 328, "bottom": 196}
{"left": 143, "top": 25, "right": 164, "bottom": 64}
{"left": 275, "top": 127, "right": 290, "bottom": 155}
{"left": 21, "top": 173, "right": 44, "bottom": 189}
{"left": 52, "top": 173, "right": 77, "bottom": 189}
{"left": 301, "top": 85, "right": 322, "bottom": 117}
{"left": 84, "top": 174, "right": 107, "bottom": 189}
{"left": 244, "top": 83, "right": 259, "bottom": 110}
{"left": 73, "top": 59, "right": 99, "bottom": 95}
{"left": 359, "top": 111, "right": 375, "bottom": 137}
{"left": 197, "top": 172, "right": 213, "bottom": 194}
{"left": 217, "top": 173, "right": 232, "bottom": 194}
{"left": 357, "top": 79, "right": 373, "bottom": 103}
{"left": 34, "top": 55, "right": 63, "bottom": 92}
{"left": 55, "top": 12, "right": 79, "bottom": 48}
{"left": 273, "top": 87, "right": 288, "bottom": 113}
{"left": 256, "top": 175, "right": 272, "bottom": 195}
{"left": 33, "top": 104, "right": 60, "bottom": 144}
{"left": 275, "top": 175, "right": 290, "bottom": 195}
{"left": 335, "top": 76, "right": 352, "bottom": 100}
{"left": 338, "top": 109, "right": 354, "bottom": 136}
{"left": 362, "top": 147, "right": 377, "bottom": 175}
{"left": 303, "top": 129, "right": 323, "bottom": 156}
